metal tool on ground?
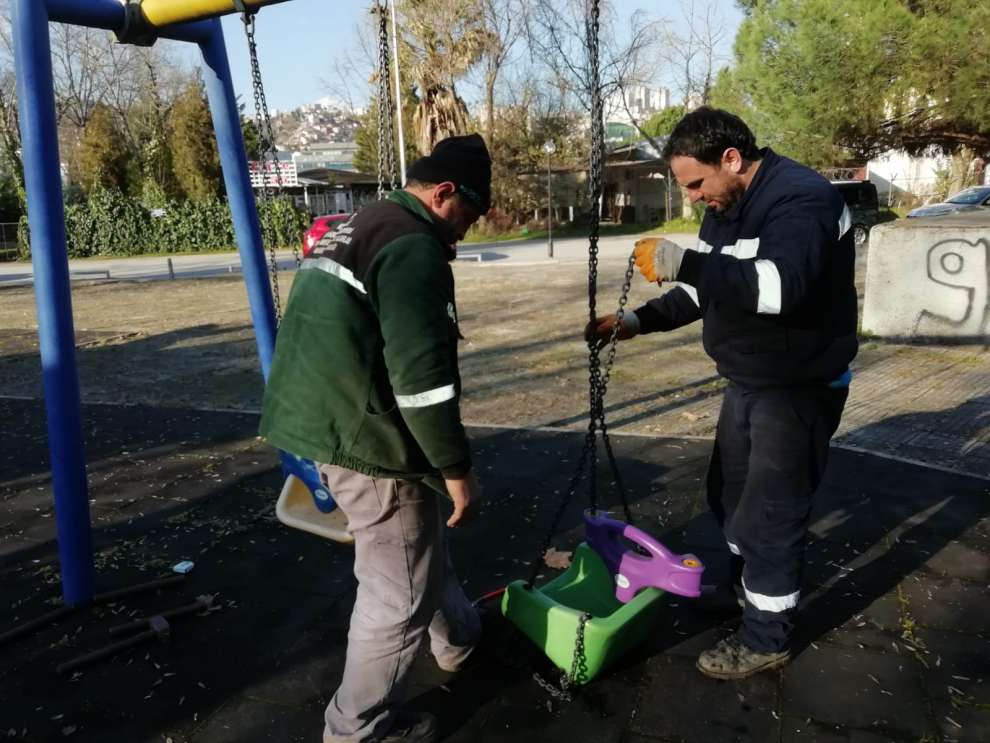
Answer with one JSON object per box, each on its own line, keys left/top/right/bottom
{"left": 0, "top": 574, "right": 187, "bottom": 647}
{"left": 55, "top": 594, "right": 215, "bottom": 675}
{"left": 57, "top": 615, "right": 171, "bottom": 675}
{"left": 108, "top": 594, "right": 215, "bottom": 636}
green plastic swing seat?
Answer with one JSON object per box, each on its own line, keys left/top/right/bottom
{"left": 500, "top": 542, "right": 665, "bottom": 684}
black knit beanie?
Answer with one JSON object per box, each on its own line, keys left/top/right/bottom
{"left": 406, "top": 133, "right": 492, "bottom": 213}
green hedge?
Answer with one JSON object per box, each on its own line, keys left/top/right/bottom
{"left": 18, "top": 189, "right": 309, "bottom": 259}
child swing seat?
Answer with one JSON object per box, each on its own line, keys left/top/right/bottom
{"left": 501, "top": 511, "right": 703, "bottom": 683}
{"left": 275, "top": 452, "right": 353, "bottom": 544}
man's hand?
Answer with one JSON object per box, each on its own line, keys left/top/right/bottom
{"left": 584, "top": 312, "right": 639, "bottom": 350}
{"left": 444, "top": 470, "right": 481, "bottom": 528}
{"left": 633, "top": 238, "right": 685, "bottom": 284}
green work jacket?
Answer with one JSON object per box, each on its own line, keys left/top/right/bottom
{"left": 259, "top": 190, "right": 470, "bottom": 481}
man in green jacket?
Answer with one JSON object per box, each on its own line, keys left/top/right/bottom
{"left": 260, "top": 134, "right": 492, "bottom": 743}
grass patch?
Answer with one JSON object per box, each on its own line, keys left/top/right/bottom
{"left": 643, "top": 217, "right": 701, "bottom": 235}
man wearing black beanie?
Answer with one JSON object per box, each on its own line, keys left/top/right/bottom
{"left": 261, "top": 133, "right": 492, "bottom": 743}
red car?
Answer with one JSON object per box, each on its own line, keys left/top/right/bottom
{"left": 302, "top": 214, "right": 351, "bottom": 258}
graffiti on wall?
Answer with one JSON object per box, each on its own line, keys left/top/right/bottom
{"left": 913, "top": 238, "right": 990, "bottom": 337}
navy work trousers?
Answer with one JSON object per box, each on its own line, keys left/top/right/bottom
{"left": 706, "top": 381, "right": 848, "bottom": 652}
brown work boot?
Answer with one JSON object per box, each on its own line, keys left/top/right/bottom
{"left": 696, "top": 633, "right": 791, "bottom": 680}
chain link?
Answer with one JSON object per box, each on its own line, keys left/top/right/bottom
{"left": 585, "top": 0, "right": 606, "bottom": 517}
{"left": 519, "top": 0, "right": 639, "bottom": 703}
{"left": 525, "top": 0, "right": 634, "bottom": 587}
{"left": 375, "top": 2, "right": 397, "bottom": 199}
{"left": 242, "top": 11, "right": 298, "bottom": 325}
{"left": 565, "top": 611, "right": 591, "bottom": 691}
{"left": 507, "top": 611, "right": 590, "bottom": 704}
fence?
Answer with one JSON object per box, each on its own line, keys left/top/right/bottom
{"left": 0, "top": 222, "right": 19, "bottom": 261}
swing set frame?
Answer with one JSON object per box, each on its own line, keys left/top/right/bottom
{"left": 12, "top": 0, "right": 291, "bottom": 607}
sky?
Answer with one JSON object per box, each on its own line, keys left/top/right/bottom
{"left": 215, "top": 0, "right": 745, "bottom": 115}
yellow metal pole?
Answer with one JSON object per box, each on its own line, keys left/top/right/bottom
{"left": 139, "top": 0, "right": 292, "bottom": 29}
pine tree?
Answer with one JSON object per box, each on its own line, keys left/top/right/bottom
{"left": 713, "top": 0, "right": 990, "bottom": 170}
{"left": 75, "top": 104, "right": 130, "bottom": 194}
{"left": 168, "top": 77, "right": 222, "bottom": 201}
{"left": 642, "top": 106, "right": 686, "bottom": 139}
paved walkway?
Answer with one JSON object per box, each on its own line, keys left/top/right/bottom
{"left": 0, "top": 233, "right": 699, "bottom": 287}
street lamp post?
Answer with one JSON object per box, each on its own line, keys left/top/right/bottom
{"left": 543, "top": 139, "right": 556, "bottom": 258}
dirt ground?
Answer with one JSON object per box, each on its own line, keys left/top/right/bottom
{"left": 2, "top": 256, "right": 989, "bottom": 743}
{"left": 1, "top": 255, "right": 988, "bottom": 472}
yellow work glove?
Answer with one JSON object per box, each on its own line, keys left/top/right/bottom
{"left": 633, "top": 238, "right": 685, "bottom": 284}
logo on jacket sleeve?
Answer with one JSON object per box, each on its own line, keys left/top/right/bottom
{"left": 446, "top": 302, "right": 457, "bottom": 324}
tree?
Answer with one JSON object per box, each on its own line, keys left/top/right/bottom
{"left": 353, "top": 82, "right": 420, "bottom": 179}
{"left": 398, "top": 0, "right": 490, "bottom": 152}
{"left": 714, "top": 0, "right": 990, "bottom": 181}
{"left": 241, "top": 115, "right": 263, "bottom": 161}
{"left": 0, "top": 70, "right": 24, "bottom": 212}
{"left": 168, "top": 78, "right": 222, "bottom": 202}
{"left": 74, "top": 104, "right": 130, "bottom": 193}
{"left": 478, "top": 0, "right": 523, "bottom": 147}
{"left": 642, "top": 105, "right": 686, "bottom": 139}
{"left": 525, "top": 0, "right": 661, "bottom": 117}
{"left": 657, "top": 0, "right": 729, "bottom": 108}
{"left": 487, "top": 95, "right": 588, "bottom": 222}
{"left": 129, "top": 51, "right": 183, "bottom": 206}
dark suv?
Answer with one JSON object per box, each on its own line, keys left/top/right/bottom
{"left": 831, "top": 180, "right": 880, "bottom": 247}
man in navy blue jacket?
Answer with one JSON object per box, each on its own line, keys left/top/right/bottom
{"left": 589, "top": 107, "right": 857, "bottom": 680}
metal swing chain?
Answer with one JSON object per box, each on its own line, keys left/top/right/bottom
{"left": 585, "top": 0, "right": 637, "bottom": 527}
{"left": 585, "top": 0, "right": 605, "bottom": 515}
{"left": 524, "top": 0, "right": 636, "bottom": 595}
{"left": 522, "top": 610, "right": 590, "bottom": 703}
{"left": 517, "top": 0, "right": 637, "bottom": 704}
{"left": 506, "top": 0, "right": 649, "bottom": 707}
{"left": 242, "top": 9, "right": 299, "bottom": 325}
{"left": 375, "top": 1, "right": 397, "bottom": 199}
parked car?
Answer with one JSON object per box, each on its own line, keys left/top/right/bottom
{"left": 907, "top": 186, "right": 990, "bottom": 218}
{"left": 302, "top": 213, "right": 351, "bottom": 258}
{"left": 831, "top": 180, "right": 880, "bottom": 248}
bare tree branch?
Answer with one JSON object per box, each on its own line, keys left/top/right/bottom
{"left": 657, "top": 0, "right": 728, "bottom": 108}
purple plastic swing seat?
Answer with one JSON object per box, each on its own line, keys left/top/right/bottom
{"left": 584, "top": 511, "right": 704, "bottom": 603}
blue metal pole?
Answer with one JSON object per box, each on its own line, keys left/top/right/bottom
{"left": 13, "top": 0, "right": 93, "bottom": 605}
{"left": 45, "top": 0, "right": 125, "bottom": 30}
{"left": 199, "top": 20, "right": 278, "bottom": 379}
{"left": 47, "top": 0, "right": 214, "bottom": 45}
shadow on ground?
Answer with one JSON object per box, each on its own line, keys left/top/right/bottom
{"left": 1, "top": 397, "right": 987, "bottom": 742}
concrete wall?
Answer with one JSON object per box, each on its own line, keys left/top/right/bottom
{"left": 862, "top": 214, "right": 990, "bottom": 339}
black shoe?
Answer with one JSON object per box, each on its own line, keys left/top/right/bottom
{"left": 378, "top": 710, "right": 438, "bottom": 743}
